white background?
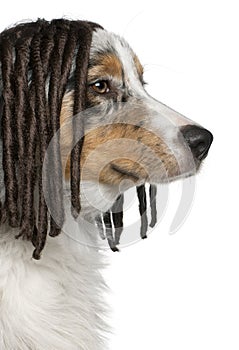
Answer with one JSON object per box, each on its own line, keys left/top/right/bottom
{"left": 1, "top": 1, "right": 238, "bottom": 349}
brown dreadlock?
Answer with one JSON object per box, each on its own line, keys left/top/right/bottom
{"left": 98, "top": 184, "right": 157, "bottom": 251}
{"left": 0, "top": 19, "right": 157, "bottom": 258}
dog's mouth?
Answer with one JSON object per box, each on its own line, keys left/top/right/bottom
{"left": 110, "top": 160, "right": 198, "bottom": 186}
{"left": 110, "top": 163, "right": 140, "bottom": 182}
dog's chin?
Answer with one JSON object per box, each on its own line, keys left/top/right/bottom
{"left": 110, "top": 163, "right": 140, "bottom": 182}
{"left": 112, "top": 165, "right": 200, "bottom": 187}
{"left": 108, "top": 153, "right": 201, "bottom": 189}
{"left": 77, "top": 158, "right": 201, "bottom": 219}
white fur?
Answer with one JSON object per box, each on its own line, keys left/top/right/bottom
{"left": 0, "top": 217, "right": 109, "bottom": 350}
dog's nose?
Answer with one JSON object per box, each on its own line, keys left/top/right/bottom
{"left": 180, "top": 125, "right": 213, "bottom": 160}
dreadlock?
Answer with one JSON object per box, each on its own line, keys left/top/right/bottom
{"left": 0, "top": 19, "right": 158, "bottom": 257}
{"left": 97, "top": 185, "right": 157, "bottom": 251}
{"left": 0, "top": 19, "right": 102, "bottom": 259}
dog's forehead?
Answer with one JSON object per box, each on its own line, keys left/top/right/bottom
{"left": 90, "top": 28, "right": 143, "bottom": 81}
{"left": 90, "top": 28, "right": 132, "bottom": 60}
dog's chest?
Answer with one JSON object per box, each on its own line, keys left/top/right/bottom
{"left": 0, "top": 228, "right": 107, "bottom": 350}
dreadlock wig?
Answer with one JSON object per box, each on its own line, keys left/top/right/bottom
{"left": 0, "top": 19, "right": 103, "bottom": 257}
{"left": 0, "top": 18, "right": 157, "bottom": 260}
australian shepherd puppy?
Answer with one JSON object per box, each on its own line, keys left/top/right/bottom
{"left": 0, "top": 20, "right": 213, "bottom": 350}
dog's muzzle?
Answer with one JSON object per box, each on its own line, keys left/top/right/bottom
{"left": 180, "top": 125, "right": 213, "bottom": 161}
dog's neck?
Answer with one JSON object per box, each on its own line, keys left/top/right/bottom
{"left": 62, "top": 180, "right": 120, "bottom": 249}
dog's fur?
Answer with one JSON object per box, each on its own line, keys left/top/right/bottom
{"left": 0, "top": 24, "right": 212, "bottom": 349}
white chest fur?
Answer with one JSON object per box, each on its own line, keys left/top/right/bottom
{"left": 0, "top": 223, "right": 108, "bottom": 350}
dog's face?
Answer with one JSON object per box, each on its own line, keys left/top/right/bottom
{"left": 60, "top": 28, "right": 213, "bottom": 198}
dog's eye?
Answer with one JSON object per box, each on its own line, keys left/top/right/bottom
{"left": 91, "top": 80, "right": 110, "bottom": 94}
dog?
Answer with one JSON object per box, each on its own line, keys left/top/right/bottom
{"left": 0, "top": 19, "right": 213, "bottom": 350}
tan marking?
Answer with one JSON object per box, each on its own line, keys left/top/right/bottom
{"left": 59, "top": 91, "right": 74, "bottom": 180}
{"left": 133, "top": 54, "right": 144, "bottom": 78}
{"left": 78, "top": 124, "right": 178, "bottom": 184}
{"left": 88, "top": 53, "right": 123, "bottom": 81}
{"left": 60, "top": 91, "right": 74, "bottom": 125}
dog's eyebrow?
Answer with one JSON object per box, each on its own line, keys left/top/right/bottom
{"left": 87, "top": 52, "right": 123, "bottom": 82}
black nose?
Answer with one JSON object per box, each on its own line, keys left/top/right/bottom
{"left": 180, "top": 125, "right": 213, "bottom": 160}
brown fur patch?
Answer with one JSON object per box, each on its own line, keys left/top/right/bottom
{"left": 88, "top": 53, "right": 123, "bottom": 82}
{"left": 60, "top": 91, "right": 74, "bottom": 125}
{"left": 133, "top": 54, "right": 144, "bottom": 78}
{"left": 79, "top": 124, "right": 178, "bottom": 184}
{"left": 59, "top": 92, "right": 74, "bottom": 180}
{"left": 59, "top": 91, "right": 178, "bottom": 184}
